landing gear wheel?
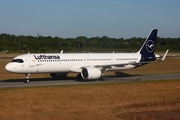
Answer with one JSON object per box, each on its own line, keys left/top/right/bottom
{"left": 24, "top": 79, "right": 30, "bottom": 83}
{"left": 101, "top": 76, "right": 107, "bottom": 81}
{"left": 26, "top": 79, "right": 30, "bottom": 83}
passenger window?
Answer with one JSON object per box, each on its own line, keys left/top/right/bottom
{"left": 11, "top": 59, "right": 24, "bottom": 63}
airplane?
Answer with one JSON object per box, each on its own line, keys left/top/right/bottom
{"left": 5, "top": 29, "right": 169, "bottom": 83}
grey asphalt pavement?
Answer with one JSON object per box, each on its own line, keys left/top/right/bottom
{"left": 0, "top": 73, "right": 180, "bottom": 88}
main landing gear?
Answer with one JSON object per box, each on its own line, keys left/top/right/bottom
{"left": 99, "top": 68, "right": 107, "bottom": 81}
{"left": 25, "top": 74, "right": 30, "bottom": 83}
{"left": 101, "top": 74, "right": 107, "bottom": 81}
{"left": 101, "top": 76, "right": 107, "bottom": 81}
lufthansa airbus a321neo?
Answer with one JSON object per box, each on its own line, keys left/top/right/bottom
{"left": 5, "top": 29, "right": 169, "bottom": 83}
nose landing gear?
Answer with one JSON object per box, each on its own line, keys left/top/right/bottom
{"left": 25, "top": 74, "right": 30, "bottom": 83}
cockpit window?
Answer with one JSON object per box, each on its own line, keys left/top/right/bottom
{"left": 11, "top": 59, "right": 24, "bottom": 63}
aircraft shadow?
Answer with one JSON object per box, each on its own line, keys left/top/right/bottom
{"left": 0, "top": 77, "right": 77, "bottom": 83}
{"left": 107, "top": 72, "right": 140, "bottom": 78}
{"left": 1, "top": 72, "right": 140, "bottom": 83}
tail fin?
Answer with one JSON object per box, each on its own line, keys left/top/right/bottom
{"left": 138, "top": 29, "right": 158, "bottom": 62}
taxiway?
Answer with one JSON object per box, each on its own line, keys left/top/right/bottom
{"left": 0, "top": 74, "right": 180, "bottom": 88}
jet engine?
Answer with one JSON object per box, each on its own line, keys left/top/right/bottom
{"left": 50, "top": 72, "right": 68, "bottom": 78}
{"left": 81, "top": 67, "right": 102, "bottom": 80}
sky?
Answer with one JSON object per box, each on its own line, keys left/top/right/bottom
{"left": 0, "top": 0, "right": 180, "bottom": 38}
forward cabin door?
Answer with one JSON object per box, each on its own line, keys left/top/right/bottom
{"left": 28, "top": 54, "right": 35, "bottom": 67}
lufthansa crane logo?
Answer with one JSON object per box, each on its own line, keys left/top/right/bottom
{"left": 146, "top": 40, "right": 154, "bottom": 52}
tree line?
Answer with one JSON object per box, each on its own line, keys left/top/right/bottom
{"left": 0, "top": 33, "right": 179, "bottom": 53}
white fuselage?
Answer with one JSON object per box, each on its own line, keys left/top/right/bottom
{"left": 5, "top": 53, "right": 141, "bottom": 74}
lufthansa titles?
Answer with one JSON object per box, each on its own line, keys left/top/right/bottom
{"left": 34, "top": 55, "right": 60, "bottom": 60}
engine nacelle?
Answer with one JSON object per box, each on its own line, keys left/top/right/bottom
{"left": 81, "top": 67, "right": 102, "bottom": 80}
{"left": 50, "top": 72, "right": 68, "bottom": 78}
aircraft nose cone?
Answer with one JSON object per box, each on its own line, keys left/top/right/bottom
{"left": 5, "top": 64, "right": 11, "bottom": 72}
{"left": 5, "top": 63, "right": 15, "bottom": 72}
{"left": 5, "top": 63, "right": 22, "bottom": 73}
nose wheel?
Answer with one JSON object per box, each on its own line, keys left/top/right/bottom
{"left": 25, "top": 74, "right": 30, "bottom": 83}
